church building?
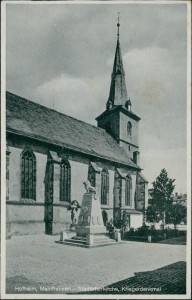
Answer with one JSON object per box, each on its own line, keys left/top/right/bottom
{"left": 6, "top": 21, "right": 148, "bottom": 237}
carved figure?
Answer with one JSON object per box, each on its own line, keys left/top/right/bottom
{"left": 83, "top": 180, "right": 96, "bottom": 194}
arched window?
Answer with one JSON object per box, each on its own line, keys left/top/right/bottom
{"left": 125, "top": 175, "right": 132, "bottom": 206}
{"left": 21, "top": 150, "right": 36, "bottom": 200}
{"left": 101, "top": 168, "right": 109, "bottom": 205}
{"left": 60, "top": 159, "right": 71, "bottom": 202}
{"left": 127, "top": 121, "right": 132, "bottom": 136}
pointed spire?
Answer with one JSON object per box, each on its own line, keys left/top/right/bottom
{"left": 117, "top": 12, "right": 120, "bottom": 41}
{"left": 106, "top": 15, "right": 128, "bottom": 109}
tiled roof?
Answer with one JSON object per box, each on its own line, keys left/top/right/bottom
{"left": 6, "top": 91, "right": 140, "bottom": 169}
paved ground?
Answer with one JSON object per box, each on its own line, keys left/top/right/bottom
{"left": 6, "top": 234, "right": 186, "bottom": 295}
{"left": 80, "top": 261, "right": 186, "bottom": 294}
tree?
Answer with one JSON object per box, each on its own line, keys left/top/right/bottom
{"left": 146, "top": 204, "right": 160, "bottom": 224}
{"left": 113, "top": 209, "right": 130, "bottom": 237}
{"left": 121, "top": 210, "right": 130, "bottom": 237}
{"left": 148, "top": 169, "right": 175, "bottom": 228}
{"left": 168, "top": 203, "right": 187, "bottom": 228}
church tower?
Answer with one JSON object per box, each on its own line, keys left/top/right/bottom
{"left": 96, "top": 18, "right": 140, "bottom": 165}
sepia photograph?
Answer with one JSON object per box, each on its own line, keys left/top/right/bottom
{"left": 1, "top": 1, "right": 191, "bottom": 299}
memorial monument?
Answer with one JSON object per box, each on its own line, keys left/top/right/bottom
{"left": 57, "top": 180, "right": 119, "bottom": 248}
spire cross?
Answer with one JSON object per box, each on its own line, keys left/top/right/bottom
{"left": 117, "top": 12, "right": 120, "bottom": 40}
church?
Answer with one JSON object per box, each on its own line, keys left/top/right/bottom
{"left": 6, "top": 21, "right": 148, "bottom": 237}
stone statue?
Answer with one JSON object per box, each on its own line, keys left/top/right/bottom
{"left": 83, "top": 180, "right": 96, "bottom": 194}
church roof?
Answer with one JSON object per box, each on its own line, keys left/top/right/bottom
{"left": 6, "top": 91, "right": 141, "bottom": 170}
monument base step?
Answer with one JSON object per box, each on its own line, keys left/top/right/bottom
{"left": 71, "top": 234, "right": 112, "bottom": 243}
{"left": 71, "top": 236, "right": 87, "bottom": 242}
{"left": 56, "top": 233, "right": 126, "bottom": 248}
{"left": 55, "top": 239, "right": 124, "bottom": 248}
{"left": 65, "top": 238, "right": 87, "bottom": 244}
{"left": 56, "top": 240, "right": 90, "bottom": 248}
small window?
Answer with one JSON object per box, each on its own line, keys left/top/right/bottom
{"left": 101, "top": 168, "right": 109, "bottom": 205}
{"left": 127, "top": 121, "right": 132, "bottom": 136}
{"left": 133, "top": 151, "right": 138, "bottom": 164}
{"left": 60, "top": 159, "right": 71, "bottom": 202}
{"left": 21, "top": 150, "right": 36, "bottom": 200}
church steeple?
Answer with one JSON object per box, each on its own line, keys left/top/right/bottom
{"left": 96, "top": 16, "right": 140, "bottom": 161}
{"left": 107, "top": 16, "right": 128, "bottom": 109}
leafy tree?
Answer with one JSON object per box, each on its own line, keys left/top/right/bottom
{"left": 114, "top": 209, "right": 130, "bottom": 237}
{"left": 148, "top": 169, "right": 175, "bottom": 227}
{"left": 146, "top": 205, "right": 160, "bottom": 224}
{"left": 168, "top": 203, "right": 187, "bottom": 228}
{"left": 121, "top": 210, "right": 130, "bottom": 237}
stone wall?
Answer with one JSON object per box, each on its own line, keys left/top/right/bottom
{"left": 9, "top": 147, "right": 22, "bottom": 201}
{"left": 97, "top": 110, "right": 120, "bottom": 140}
{"left": 6, "top": 133, "right": 143, "bottom": 236}
{"left": 119, "top": 112, "right": 139, "bottom": 148}
{"left": 6, "top": 203, "right": 45, "bottom": 236}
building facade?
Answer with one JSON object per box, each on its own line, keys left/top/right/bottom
{"left": 6, "top": 23, "right": 148, "bottom": 237}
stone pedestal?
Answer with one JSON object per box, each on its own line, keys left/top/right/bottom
{"left": 56, "top": 192, "right": 119, "bottom": 247}
{"left": 75, "top": 192, "right": 106, "bottom": 238}
{"left": 60, "top": 231, "right": 67, "bottom": 241}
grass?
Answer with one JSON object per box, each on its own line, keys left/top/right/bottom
{"left": 159, "top": 235, "right": 186, "bottom": 245}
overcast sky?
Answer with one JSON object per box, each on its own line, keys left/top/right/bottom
{"left": 6, "top": 2, "right": 188, "bottom": 193}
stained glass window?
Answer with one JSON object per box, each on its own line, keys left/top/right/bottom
{"left": 101, "top": 168, "right": 109, "bottom": 205}
{"left": 21, "top": 150, "right": 36, "bottom": 200}
{"left": 60, "top": 159, "right": 71, "bottom": 202}
{"left": 125, "top": 175, "right": 132, "bottom": 206}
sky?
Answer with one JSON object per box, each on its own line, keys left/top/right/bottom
{"left": 6, "top": 2, "right": 188, "bottom": 193}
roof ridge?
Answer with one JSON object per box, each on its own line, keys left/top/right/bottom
{"left": 6, "top": 91, "right": 140, "bottom": 170}
{"left": 6, "top": 91, "right": 106, "bottom": 133}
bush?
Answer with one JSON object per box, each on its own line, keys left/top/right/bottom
{"left": 137, "top": 225, "right": 150, "bottom": 237}
{"left": 164, "top": 228, "right": 179, "bottom": 238}
{"left": 179, "top": 230, "right": 187, "bottom": 236}
{"left": 123, "top": 225, "right": 185, "bottom": 242}
{"left": 123, "top": 225, "right": 150, "bottom": 239}
{"left": 122, "top": 223, "right": 187, "bottom": 243}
